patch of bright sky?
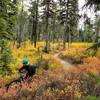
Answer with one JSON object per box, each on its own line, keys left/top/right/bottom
{"left": 78, "top": 0, "right": 96, "bottom": 29}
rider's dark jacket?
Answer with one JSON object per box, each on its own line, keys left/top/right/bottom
{"left": 19, "top": 64, "right": 37, "bottom": 76}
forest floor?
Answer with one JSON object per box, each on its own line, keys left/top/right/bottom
{"left": 0, "top": 42, "right": 100, "bottom": 99}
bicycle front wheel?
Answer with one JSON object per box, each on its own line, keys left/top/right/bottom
{"left": 7, "top": 79, "right": 22, "bottom": 94}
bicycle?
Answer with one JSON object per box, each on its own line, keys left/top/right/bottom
{"left": 5, "top": 63, "right": 40, "bottom": 94}
{"left": 5, "top": 70, "right": 31, "bottom": 94}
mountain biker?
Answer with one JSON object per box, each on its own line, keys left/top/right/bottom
{"left": 19, "top": 59, "right": 37, "bottom": 79}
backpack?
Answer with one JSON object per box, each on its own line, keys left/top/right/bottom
{"left": 28, "top": 64, "right": 37, "bottom": 74}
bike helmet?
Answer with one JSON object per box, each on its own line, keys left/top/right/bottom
{"left": 21, "top": 59, "right": 29, "bottom": 65}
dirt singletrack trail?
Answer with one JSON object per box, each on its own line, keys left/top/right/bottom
{"left": 54, "top": 52, "right": 74, "bottom": 68}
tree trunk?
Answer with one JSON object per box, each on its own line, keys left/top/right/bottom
{"left": 18, "top": 0, "right": 24, "bottom": 48}
{"left": 64, "top": 0, "right": 72, "bottom": 49}
{"left": 31, "top": 15, "right": 35, "bottom": 43}
{"left": 31, "top": 0, "right": 39, "bottom": 48}
{"left": 68, "top": 28, "right": 71, "bottom": 48}
{"left": 44, "top": 1, "right": 49, "bottom": 53}
{"left": 63, "top": 31, "right": 67, "bottom": 49}
{"left": 34, "top": 0, "right": 39, "bottom": 48}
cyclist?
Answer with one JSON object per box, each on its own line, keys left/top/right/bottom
{"left": 19, "top": 59, "right": 37, "bottom": 79}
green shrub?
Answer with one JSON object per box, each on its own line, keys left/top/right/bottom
{"left": 88, "top": 96, "right": 98, "bottom": 100}
{"left": 0, "top": 39, "right": 13, "bottom": 75}
{"left": 85, "top": 43, "right": 100, "bottom": 57}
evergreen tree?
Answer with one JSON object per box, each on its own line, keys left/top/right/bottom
{"left": 0, "top": 39, "right": 13, "bottom": 75}
{"left": 29, "top": 0, "right": 39, "bottom": 48}
{"left": 17, "top": 0, "right": 29, "bottom": 47}
{"left": 0, "top": 0, "right": 14, "bottom": 74}
{"left": 58, "top": 0, "right": 78, "bottom": 48}
{"left": 41, "top": 0, "right": 56, "bottom": 52}
{"left": 85, "top": 0, "right": 100, "bottom": 43}
{"left": 0, "top": 0, "right": 9, "bottom": 39}
{"left": 95, "top": 15, "right": 100, "bottom": 43}
{"left": 7, "top": 0, "right": 18, "bottom": 36}
{"left": 85, "top": 0, "right": 100, "bottom": 11}
{"left": 70, "top": 0, "right": 78, "bottom": 42}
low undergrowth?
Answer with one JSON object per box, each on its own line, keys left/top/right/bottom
{"left": 59, "top": 43, "right": 100, "bottom": 65}
{"left": 0, "top": 69, "right": 100, "bottom": 100}
{"left": 0, "top": 42, "right": 100, "bottom": 100}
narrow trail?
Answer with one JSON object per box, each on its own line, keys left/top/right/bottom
{"left": 54, "top": 52, "right": 74, "bottom": 68}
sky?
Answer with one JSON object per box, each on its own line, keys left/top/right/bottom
{"left": 78, "top": 0, "right": 96, "bottom": 29}
{"left": 78, "top": 0, "right": 86, "bottom": 29}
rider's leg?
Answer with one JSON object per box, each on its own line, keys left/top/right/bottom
{"left": 24, "top": 73, "right": 30, "bottom": 80}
